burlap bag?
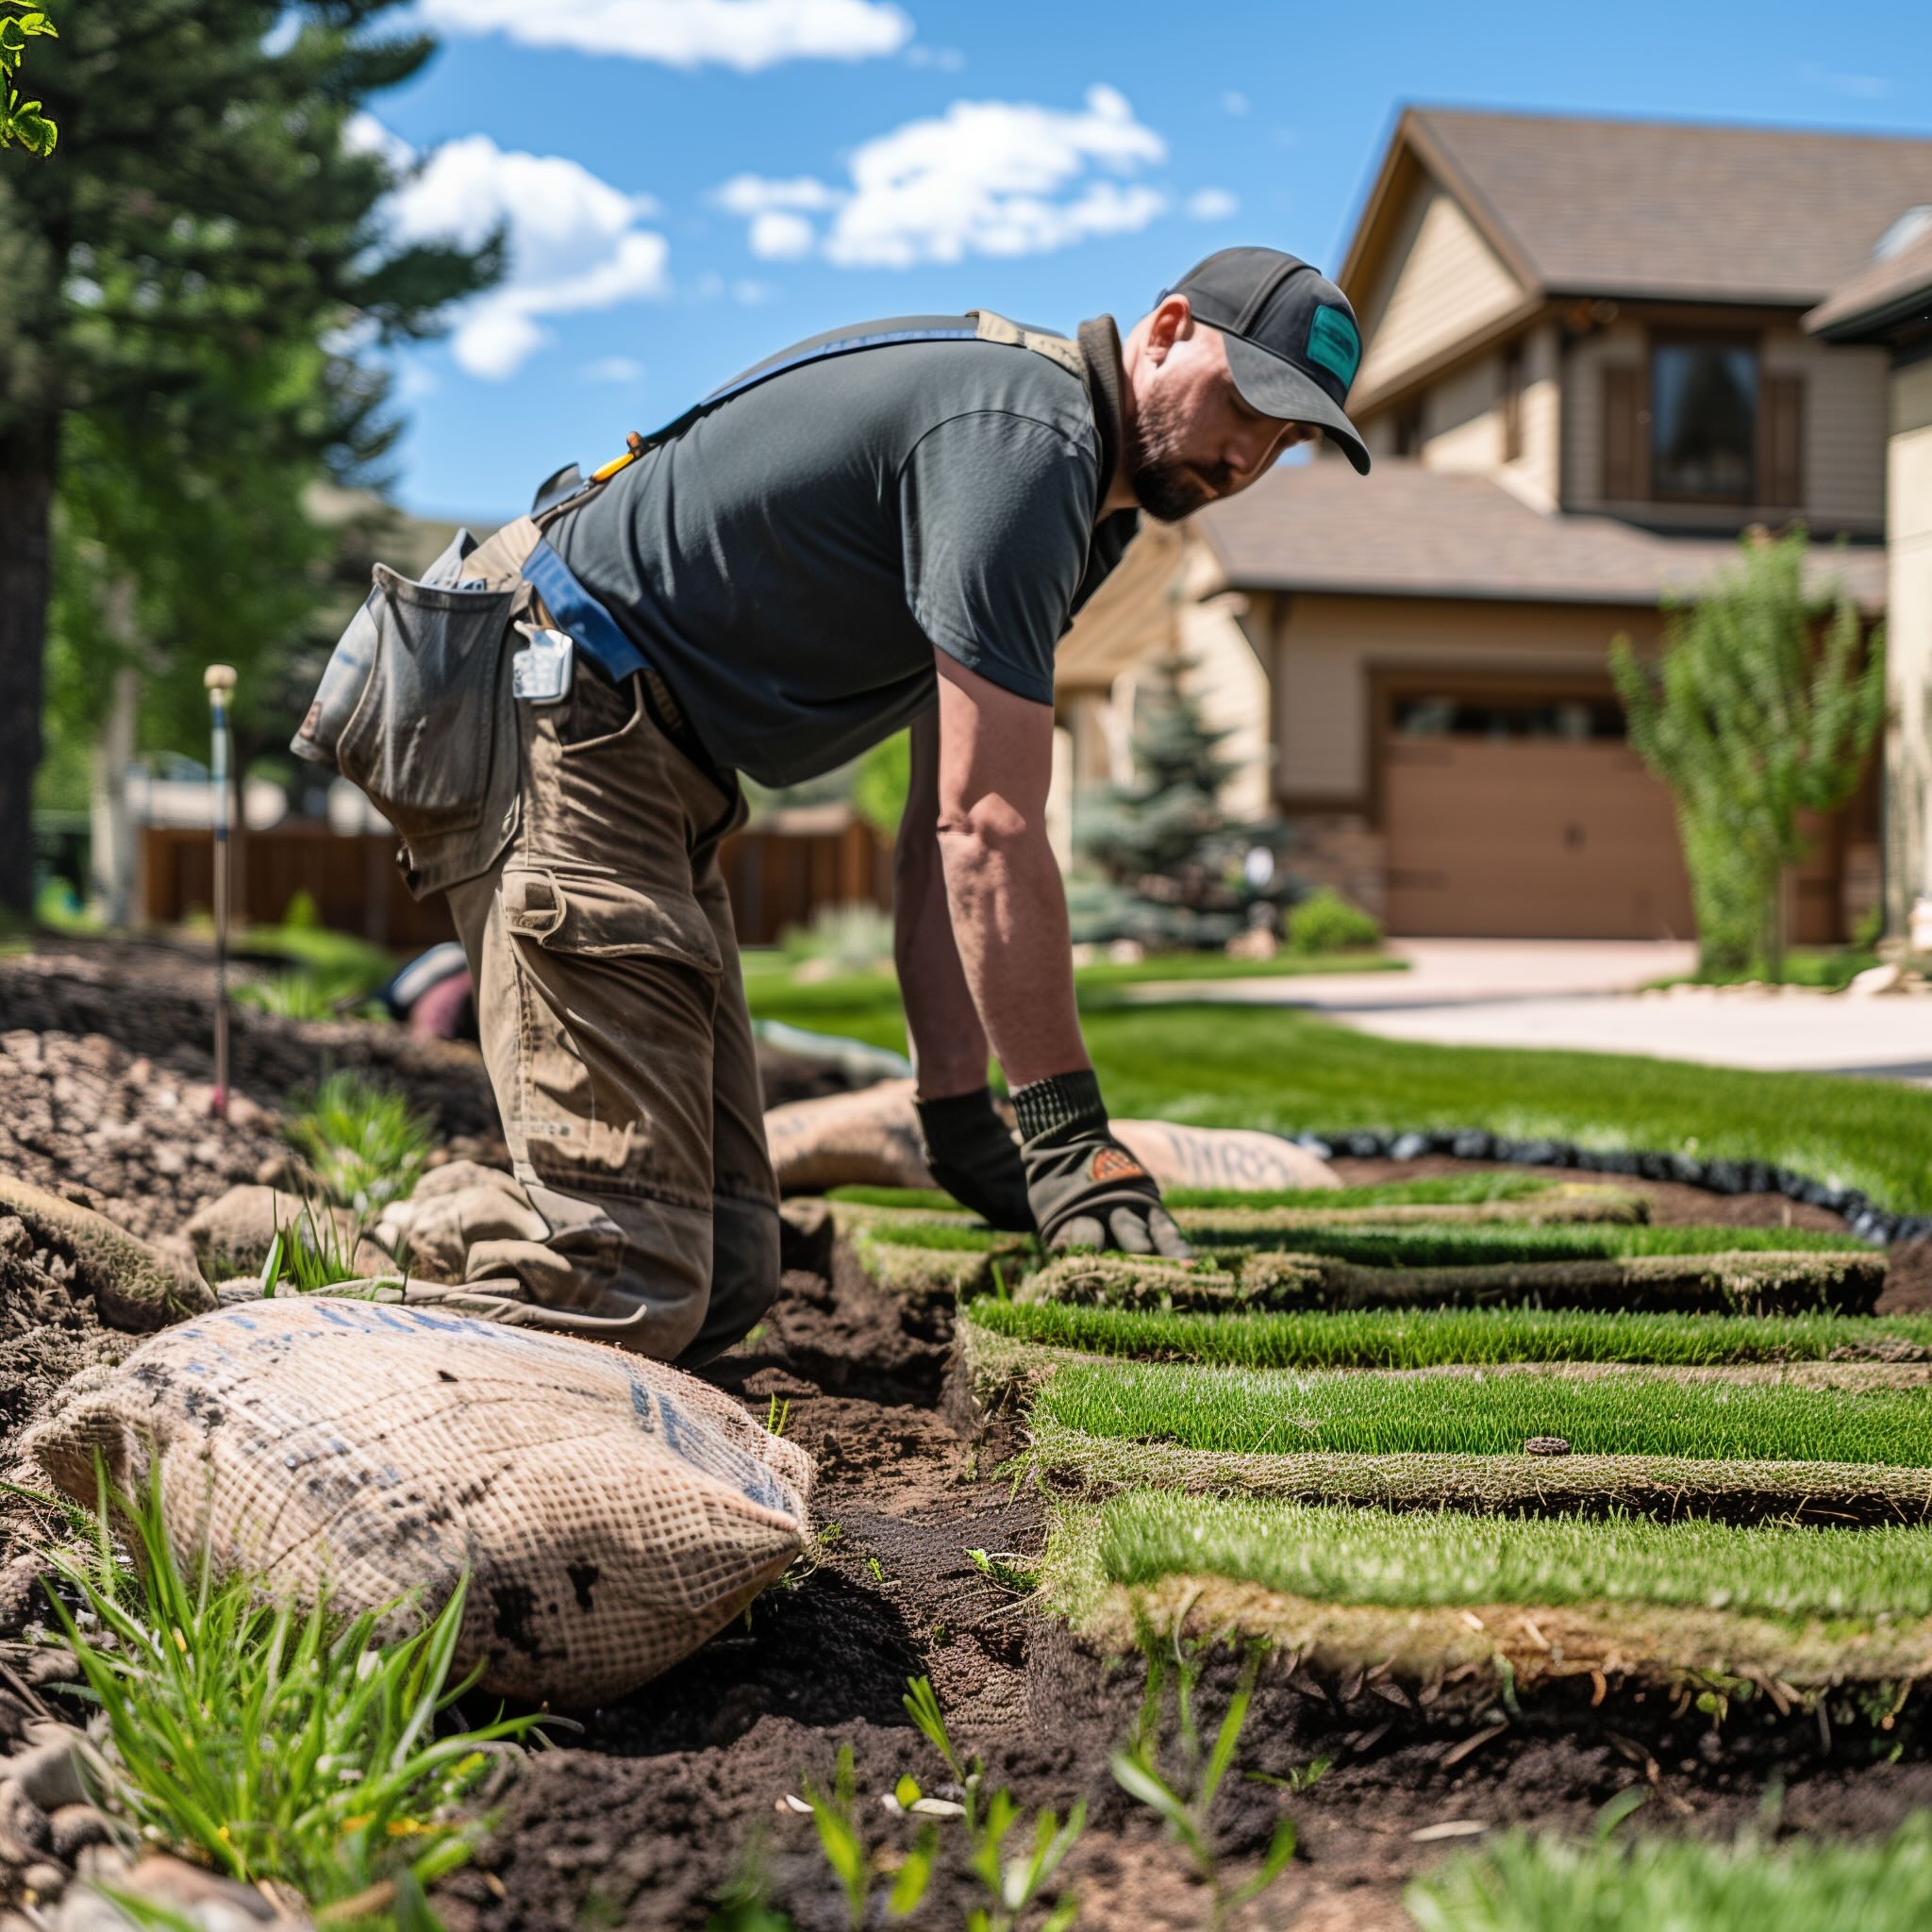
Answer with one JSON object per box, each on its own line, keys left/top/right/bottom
{"left": 27, "top": 1297, "right": 813, "bottom": 1707}
{"left": 761, "top": 1082, "right": 1341, "bottom": 1195}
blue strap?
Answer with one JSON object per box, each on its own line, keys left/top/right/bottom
{"left": 522, "top": 538, "right": 650, "bottom": 683}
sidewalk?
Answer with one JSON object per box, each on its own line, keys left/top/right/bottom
{"left": 1124, "top": 940, "right": 1932, "bottom": 1086}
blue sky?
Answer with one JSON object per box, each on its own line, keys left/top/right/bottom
{"left": 367, "top": 0, "right": 1928, "bottom": 520}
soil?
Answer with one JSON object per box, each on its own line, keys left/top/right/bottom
{"left": 5, "top": 937, "right": 1932, "bottom": 1931}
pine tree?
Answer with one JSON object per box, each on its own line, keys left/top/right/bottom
{"left": 0, "top": 1, "right": 502, "bottom": 913}
{"left": 1610, "top": 530, "right": 1886, "bottom": 980}
{"left": 1074, "top": 653, "right": 1254, "bottom": 945}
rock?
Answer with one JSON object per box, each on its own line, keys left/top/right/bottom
{"left": 1224, "top": 926, "right": 1279, "bottom": 961}
{"left": 1106, "top": 939, "right": 1145, "bottom": 965}
{"left": 46, "top": 1806, "right": 112, "bottom": 1861}
{"left": 11, "top": 1724, "right": 92, "bottom": 1812}
{"left": 54, "top": 1854, "right": 310, "bottom": 1930}
{"left": 1847, "top": 961, "right": 1907, "bottom": 997}
{"left": 21, "top": 1862, "right": 67, "bottom": 1900}
{"left": 182, "top": 1187, "right": 355, "bottom": 1276}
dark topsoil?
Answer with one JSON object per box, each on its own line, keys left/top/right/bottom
{"left": 4, "top": 938, "right": 1932, "bottom": 1932}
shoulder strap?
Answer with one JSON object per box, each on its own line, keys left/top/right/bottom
{"left": 533, "top": 312, "right": 1087, "bottom": 516}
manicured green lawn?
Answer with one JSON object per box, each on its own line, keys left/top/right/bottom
{"left": 747, "top": 970, "right": 1932, "bottom": 1214}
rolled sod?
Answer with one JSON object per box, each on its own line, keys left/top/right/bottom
{"left": 0, "top": 1174, "right": 214, "bottom": 1329}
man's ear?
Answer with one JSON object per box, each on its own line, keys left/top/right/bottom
{"left": 1143, "top": 293, "right": 1193, "bottom": 366}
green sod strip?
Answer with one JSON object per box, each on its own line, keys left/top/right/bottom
{"left": 964, "top": 1298, "right": 1932, "bottom": 1372}
{"left": 1056, "top": 1491, "right": 1932, "bottom": 1622}
{"left": 826, "top": 1174, "right": 1569, "bottom": 1214}
{"left": 1407, "top": 1817, "right": 1932, "bottom": 1932}
{"left": 1031, "top": 1358, "right": 1932, "bottom": 1465}
{"left": 1022, "top": 1250, "right": 1883, "bottom": 1318}
{"left": 864, "top": 1220, "right": 1864, "bottom": 1262}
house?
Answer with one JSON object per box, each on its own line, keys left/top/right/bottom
{"left": 1806, "top": 216, "right": 1932, "bottom": 950}
{"left": 1058, "top": 108, "right": 1925, "bottom": 941}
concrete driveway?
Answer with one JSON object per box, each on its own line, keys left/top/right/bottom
{"left": 1125, "top": 939, "right": 1932, "bottom": 1085}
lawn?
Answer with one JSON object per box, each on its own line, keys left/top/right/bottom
{"left": 1030, "top": 1357, "right": 1932, "bottom": 1465}
{"left": 747, "top": 969, "right": 1932, "bottom": 1214}
{"left": 1052, "top": 1490, "right": 1932, "bottom": 1622}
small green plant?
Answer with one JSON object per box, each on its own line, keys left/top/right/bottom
{"left": 798, "top": 1747, "right": 879, "bottom": 1930}
{"left": 764, "top": 1396, "right": 791, "bottom": 1439}
{"left": 967, "top": 1548, "right": 1038, "bottom": 1595}
{"left": 259, "top": 1201, "right": 400, "bottom": 1299}
{"left": 901, "top": 1675, "right": 1085, "bottom": 1931}
{"left": 1110, "top": 1641, "right": 1295, "bottom": 1930}
{"left": 235, "top": 968, "right": 373, "bottom": 1022}
{"left": 1286, "top": 887, "right": 1382, "bottom": 956}
{"left": 40, "top": 1470, "right": 540, "bottom": 1920}
{"left": 0, "top": 2, "right": 58, "bottom": 157}
{"left": 283, "top": 1070, "right": 437, "bottom": 1217}
{"left": 1247, "top": 1757, "right": 1331, "bottom": 1794}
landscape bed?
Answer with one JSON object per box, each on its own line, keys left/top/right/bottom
{"left": 7, "top": 942, "right": 1932, "bottom": 1929}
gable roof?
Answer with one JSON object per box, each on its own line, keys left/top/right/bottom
{"left": 1345, "top": 108, "right": 1932, "bottom": 312}
{"left": 1195, "top": 458, "right": 1886, "bottom": 614}
{"left": 1807, "top": 222, "right": 1932, "bottom": 341}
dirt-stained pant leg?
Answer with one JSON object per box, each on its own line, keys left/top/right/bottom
{"left": 679, "top": 849, "right": 781, "bottom": 1368}
{"left": 442, "top": 661, "right": 775, "bottom": 1360}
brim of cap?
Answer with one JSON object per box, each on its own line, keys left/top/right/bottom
{"left": 1222, "top": 331, "right": 1372, "bottom": 475}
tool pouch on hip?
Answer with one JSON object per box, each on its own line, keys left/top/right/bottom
{"left": 291, "top": 527, "right": 533, "bottom": 899}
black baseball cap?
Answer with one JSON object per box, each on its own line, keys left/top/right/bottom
{"left": 1162, "top": 246, "right": 1372, "bottom": 475}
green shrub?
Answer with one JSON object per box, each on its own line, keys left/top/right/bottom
{"left": 283, "top": 1070, "right": 436, "bottom": 1216}
{"left": 1286, "top": 888, "right": 1382, "bottom": 955}
{"left": 280, "top": 887, "right": 322, "bottom": 930}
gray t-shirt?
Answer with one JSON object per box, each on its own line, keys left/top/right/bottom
{"left": 547, "top": 316, "right": 1139, "bottom": 787}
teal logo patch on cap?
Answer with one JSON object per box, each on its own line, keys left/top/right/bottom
{"left": 1307, "top": 306, "right": 1360, "bottom": 389}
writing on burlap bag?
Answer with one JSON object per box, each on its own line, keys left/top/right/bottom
{"left": 26, "top": 1297, "right": 813, "bottom": 1706}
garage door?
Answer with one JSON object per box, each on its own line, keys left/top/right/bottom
{"left": 1382, "top": 690, "right": 1695, "bottom": 940}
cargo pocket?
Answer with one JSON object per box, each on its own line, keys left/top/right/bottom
{"left": 327, "top": 565, "right": 520, "bottom": 845}
{"left": 499, "top": 869, "right": 722, "bottom": 1208}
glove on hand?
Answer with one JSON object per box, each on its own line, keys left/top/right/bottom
{"left": 1012, "top": 1070, "right": 1191, "bottom": 1257}
{"left": 914, "top": 1087, "right": 1036, "bottom": 1232}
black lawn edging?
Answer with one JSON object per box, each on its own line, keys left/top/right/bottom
{"left": 1289, "top": 1128, "right": 1932, "bottom": 1249}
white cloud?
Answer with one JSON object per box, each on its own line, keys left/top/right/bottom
{"left": 733, "top": 278, "right": 776, "bottom": 304}
{"left": 417, "top": 0, "right": 911, "bottom": 71}
{"left": 1221, "top": 91, "right": 1250, "bottom": 116}
{"left": 712, "top": 84, "right": 1169, "bottom": 270}
{"left": 1798, "top": 61, "right": 1893, "bottom": 100}
{"left": 583, "top": 356, "right": 646, "bottom": 384}
{"left": 749, "top": 210, "right": 816, "bottom": 258}
{"left": 905, "top": 43, "right": 964, "bottom": 70}
{"left": 1185, "top": 187, "right": 1239, "bottom": 223}
{"left": 351, "top": 118, "right": 670, "bottom": 380}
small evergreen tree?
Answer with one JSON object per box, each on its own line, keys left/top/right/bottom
{"left": 1074, "top": 653, "right": 1260, "bottom": 947}
{"left": 1610, "top": 530, "right": 1886, "bottom": 981}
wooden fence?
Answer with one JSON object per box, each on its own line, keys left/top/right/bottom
{"left": 140, "top": 808, "right": 891, "bottom": 951}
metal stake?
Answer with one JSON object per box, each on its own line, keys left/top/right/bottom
{"left": 205, "top": 664, "right": 237, "bottom": 1120}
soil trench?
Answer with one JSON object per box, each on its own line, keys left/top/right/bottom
{"left": 4, "top": 942, "right": 1932, "bottom": 1929}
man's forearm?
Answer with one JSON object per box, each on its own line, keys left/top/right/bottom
{"left": 934, "top": 811, "right": 1087, "bottom": 1091}
{"left": 894, "top": 823, "right": 992, "bottom": 1096}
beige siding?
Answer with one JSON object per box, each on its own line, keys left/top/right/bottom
{"left": 1512, "top": 323, "right": 1562, "bottom": 508}
{"left": 1887, "top": 358, "right": 1932, "bottom": 927}
{"left": 1179, "top": 596, "right": 1274, "bottom": 820}
{"left": 1419, "top": 356, "right": 1505, "bottom": 472}
{"left": 1272, "top": 594, "right": 1664, "bottom": 799}
{"left": 1356, "top": 181, "right": 1524, "bottom": 396}
{"left": 1563, "top": 321, "right": 1888, "bottom": 533}
{"left": 1762, "top": 326, "right": 1888, "bottom": 533}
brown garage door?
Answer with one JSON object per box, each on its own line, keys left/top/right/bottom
{"left": 1382, "top": 688, "right": 1695, "bottom": 940}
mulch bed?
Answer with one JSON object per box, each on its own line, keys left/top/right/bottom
{"left": 4, "top": 939, "right": 1931, "bottom": 1929}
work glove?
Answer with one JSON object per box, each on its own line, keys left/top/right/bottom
{"left": 1012, "top": 1070, "right": 1192, "bottom": 1257}
{"left": 913, "top": 1087, "right": 1036, "bottom": 1232}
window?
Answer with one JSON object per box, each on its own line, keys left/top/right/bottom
{"left": 1651, "top": 341, "right": 1757, "bottom": 501}
{"left": 1393, "top": 407, "right": 1423, "bottom": 458}
{"left": 1392, "top": 694, "right": 1625, "bottom": 741}
{"left": 1501, "top": 343, "right": 1524, "bottom": 462}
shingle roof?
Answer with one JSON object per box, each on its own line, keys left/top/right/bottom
{"left": 1405, "top": 108, "right": 1932, "bottom": 308}
{"left": 1196, "top": 459, "right": 1887, "bottom": 612}
{"left": 1806, "top": 223, "right": 1932, "bottom": 339}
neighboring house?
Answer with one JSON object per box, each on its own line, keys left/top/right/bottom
{"left": 1059, "top": 108, "right": 1924, "bottom": 940}
{"left": 1806, "top": 218, "right": 1932, "bottom": 950}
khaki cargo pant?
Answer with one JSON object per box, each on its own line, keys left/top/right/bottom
{"left": 434, "top": 540, "right": 779, "bottom": 1367}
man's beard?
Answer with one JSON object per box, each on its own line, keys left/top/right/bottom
{"left": 1125, "top": 382, "right": 1232, "bottom": 523}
